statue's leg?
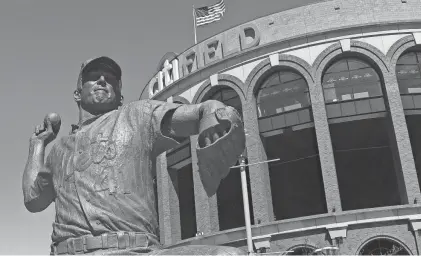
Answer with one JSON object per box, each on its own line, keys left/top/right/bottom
{"left": 149, "top": 245, "right": 246, "bottom": 255}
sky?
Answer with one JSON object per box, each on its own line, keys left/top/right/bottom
{"left": 0, "top": 0, "right": 320, "bottom": 254}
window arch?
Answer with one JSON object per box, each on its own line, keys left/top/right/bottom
{"left": 358, "top": 237, "right": 410, "bottom": 255}
{"left": 322, "top": 58, "right": 382, "bottom": 103}
{"left": 257, "top": 70, "right": 309, "bottom": 118}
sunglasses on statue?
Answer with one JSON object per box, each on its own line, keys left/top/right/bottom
{"left": 82, "top": 71, "right": 119, "bottom": 86}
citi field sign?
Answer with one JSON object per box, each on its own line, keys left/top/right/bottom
{"left": 148, "top": 24, "right": 261, "bottom": 98}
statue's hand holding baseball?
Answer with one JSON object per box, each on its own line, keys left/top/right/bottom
{"left": 31, "top": 113, "right": 61, "bottom": 146}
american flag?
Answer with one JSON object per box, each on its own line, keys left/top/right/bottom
{"left": 194, "top": 0, "right": 226, "bottom": 27}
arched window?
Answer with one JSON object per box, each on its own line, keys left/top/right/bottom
{"left": 396, "top": 51, "right": 421, "bottom": 96}
{"left": 257, "top": 71, "right": 309, "bottom": 118}
{"left": 256, "top": 69, "right": 327, "bottom": 221}
{"left": 397, "top": 50, "right": 421, "bottom": 197}
{"left": 358, "top": 237, "right": 410, "bottom": 255}
{"left": 324, "top": 57, "right": 402, "bottom": 211}
{"left": 208, "top": 87, "right": 242, "bottom": 115}
{"left": 202, "top": 86, "right": 253, "bottom": 231}
{"left": 285, "top": 245, "right": 316, "bottom": 255}
{"left": 322, "top": 58, "right": 382, "bottom": 103}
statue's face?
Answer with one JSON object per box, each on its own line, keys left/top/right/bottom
{"left": 76, "top": 68, "right": 121, "bottom": 113}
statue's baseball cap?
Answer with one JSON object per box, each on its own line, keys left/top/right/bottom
{"left": 77, "top": 56, "right": 122, "bottom": 88}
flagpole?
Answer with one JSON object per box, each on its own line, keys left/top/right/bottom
{"left": 192, "top": 5, "right": 197, "bottom": 44}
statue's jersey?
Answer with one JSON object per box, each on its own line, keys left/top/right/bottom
{"left": 46, "top": 100, "right": 181, "bottom": 245}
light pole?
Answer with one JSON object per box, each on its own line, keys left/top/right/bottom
{"left": 231, "top": 155, "right": 280, "bottom": 255}
{"left": 238, "top": 155, "right": 253, "bottom": 254}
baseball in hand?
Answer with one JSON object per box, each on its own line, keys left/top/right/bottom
{"left": 44, "top": 112, "right": 61, "bottom": 134}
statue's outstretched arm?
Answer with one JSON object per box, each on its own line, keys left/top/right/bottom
{"left": 160, "top": 100, "right": 245, "bottom": 196}
{"left": 22, "top": 116, "right": 58, "bottom": 213}
{"left": 161, "top": 100, "right": 226, "bottom": 138}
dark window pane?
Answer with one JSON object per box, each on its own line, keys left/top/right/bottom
{"left": 177, "top": 163, "right": 197, "bottom": 240}
{"left": 259, "top": 95, "right": 284, "bottom": 116}
{"left": 210, "top": 91, "right": 222, "bottom": 101}
{"left": 353, "top": 83, "right": 383, "bottom": 98}
{"left": 322, "top": 71, "right": 350, "bottom": 88}
{"left": 397, "top": 51, "right": 421, "bottom": 94}
{"left": 331, "top": 118, "right": 401, "bottom": 211}
{"left": 261, "top": 73, "right": 281, "bottom": 89}
{"left": 325, "top": 59, "right": 348, "bottom": 73}
{"left": 283, "top": 79, "right": 308, "bottom": 93}
{"left": 280, "top": 72, "right": 302, "bottom": 83}
{"left": 323, "top": 58, "right": 382, "bottom": 104}
{"left": 335, "top": 86, "right": 354, "bottom": 101}
{"left": 397, "top": 52, "right": 418, "bottom": 65}
{"left": 224, "top": 97, "right": 242, "bottom": 112}
{"left": 398, "top": 79, "right": 421, "bottom": 94}
{"left": 265, "top": 128, "right": 327, "bottom": 220}
{"left": 348, "top": 59, "right": 370, "bottom": 70}
{"left": 350, "top": 68, "right": 380, "bottom": 83}
{"left": 222, "top": 89, "right": 237, "bottom": 101}
{"left": 324, "top": 88, "right": 338, "bottom": 102}
{"left": 257, "top": 71, "right": 309, "bottom": 118}
{"left": 396, "top": 65, "right": 421, "bottom": 80}
{"left": 207, "top": 88, "right": 242, "bottom": 116}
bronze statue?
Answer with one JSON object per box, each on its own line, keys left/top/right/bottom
{"left": 22, "top": 56, "right": 246, "bottom": 255}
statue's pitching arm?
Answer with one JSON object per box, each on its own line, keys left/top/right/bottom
{"left": 161, "top": 100, "right": 246, "bottom": 196}
{"left": 22, "top": 145, "right": 55, "bottom": 213}
{"left": 22, "top": 116, "right": 58, "bottom": 213}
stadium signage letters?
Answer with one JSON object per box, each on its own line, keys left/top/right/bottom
{"left": 148, "top": 58, "right": 180, "bottom": 97}
{"left": 148, "top": 23, "right": 261, "bottom": 98}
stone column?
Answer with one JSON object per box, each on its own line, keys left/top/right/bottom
{"left": 310, "top": 80, "right": 342, "bottom": 213}
{"left": 190, "top": 135, "right": 220, "bottom": 233}
{"left": 156, "top": 153, "right": 181, "bottom": 245}
{"left": 243, "top": 99, "right": 274, "bottom": 223}
{"left": 383, "top": 72, "right": 421, "bottom": 204}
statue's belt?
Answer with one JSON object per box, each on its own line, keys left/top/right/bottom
{"left": 52, "top": 232, "right": 158, "bottom": 255}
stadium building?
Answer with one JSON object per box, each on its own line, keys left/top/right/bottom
{"left": 139, "top": 0, "right": 421, "bottom": 254}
